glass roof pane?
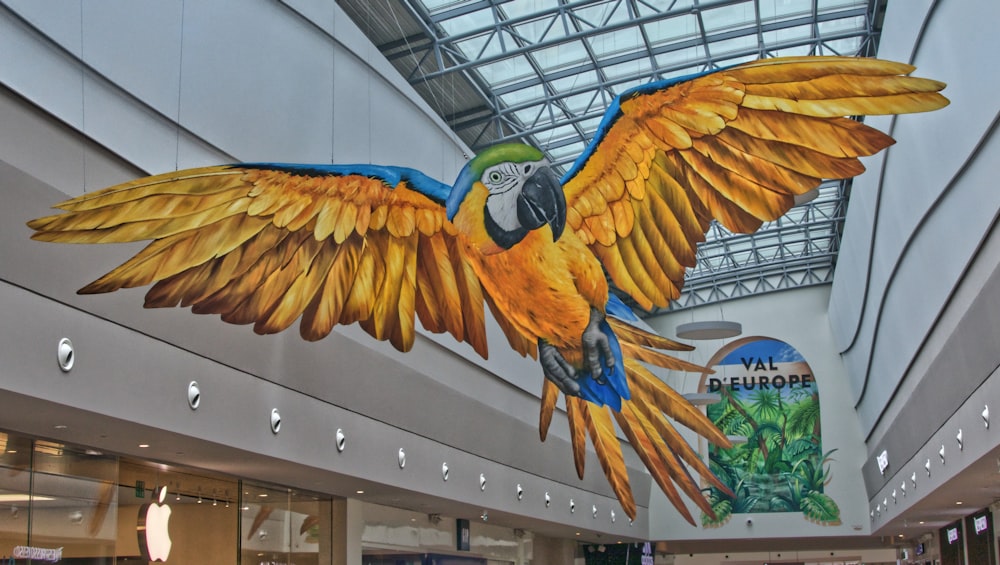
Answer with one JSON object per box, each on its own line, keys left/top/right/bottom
{"left": 634, "top": 0, "right": 696, "bottom": 16}
{"left": 818, "top": 15, "right": 868, "bottom": 35}
{"left": 821, "top": 37, "right": 863, "bottom": 55}
{"left": 707, "top": 35, "right": 758, "bottom": 58}
{"left": 345, "top": 0, "right": 878, "bottom": 310}
{"left": 701, "top": 3, "right": 757, "bottom": 34}
{"left": 572, "top": 2, "right": 627, "bottom": 30}
{"left": 576, "top": 115, "right": 604, "bottom": 135}
{"left": 770, "top": 0, "right": 813, "bottom": 18}
{"left": 769, "top": 44, "right": 815, "bottom": 58}
{"left": 655, "top": 46, "right": 706, "bottom": 70}
{"left": 547, "top": 71, "right": 600, "bottom": 94}
{"left": 644, "top": 14, "right": 700, "bottom": 46}
{"left": 544, "top": 124, "right": 581, "bottom": 142}
{"left": 502, "top": 0, "right": 554, "bottom": 20}
{"left": 613, "top": 77, "right": 646, "bottom": 94}
{"left": 437, "top": 8, "right": 495, "bottom": 36}
{"left": 511, "top": 104, "right": 547, "bottom": 127}
{"left": 602, "top": 58, "right": 653, "bottom": 81}
{"left": 533, "top": 40, "right": 591, "bottom": 73}
{"left": 545, "top": 142, "right": 585, "bottom": 161}
{"left": 560, "top": 91, "right": 599, "bottom": 114}
{"left": 512, "top": 15, "right": 564, "bottom": 44}
{"left": 498, "top": 83, "right": 547, "bottom": 108}
{"left": 588, "top": 27, "right": 645, "bottom": 58}
{"left": 454, "top": 33, "right": 496, "bottom": 60}
{"left": 817, "top": 0, "right": 867, "bottom": 13}
{"left": 478, "top": 55, "right": 536, "bottom": 85}
{"left": 769, "top": 23, "right": 816, "bottom": 44}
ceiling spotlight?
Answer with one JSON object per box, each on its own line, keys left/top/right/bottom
{"left": 984, "top": 405, "right": 990, "bottom": 429}
{"left": 956, "top": 428, "right": 963, "bottom": 450}
{"left": 57, "top": 338, "right": 75, "bottom": 372}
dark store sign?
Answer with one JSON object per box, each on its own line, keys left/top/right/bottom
{"left": 456, "top": 518, "right": 471, "bottom": 551}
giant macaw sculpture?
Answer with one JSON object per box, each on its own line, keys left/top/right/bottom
{"left": 27, "top": 56, "right": 947, "bottom": 525}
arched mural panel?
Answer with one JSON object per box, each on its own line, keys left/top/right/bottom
{"left": 698, "top": 337, "right": 840, "bottom": 527}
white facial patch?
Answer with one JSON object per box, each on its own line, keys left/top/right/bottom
{"left": 481, "top": 159, "right": 547, "bottom": 232}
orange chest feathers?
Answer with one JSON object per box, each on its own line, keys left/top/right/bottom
{"left": 464, "top": 229, "right": 608, "bottom": 352}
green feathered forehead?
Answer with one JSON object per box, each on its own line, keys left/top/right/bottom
{"left": 468, "top": 143, "right": 545, "bottom": 176}
{"left": 447, "top": 143, "right": 545, "bottom": 220}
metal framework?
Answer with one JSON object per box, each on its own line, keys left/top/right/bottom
{"left": 336, "top": 0, "right": 885, "bottom": 312}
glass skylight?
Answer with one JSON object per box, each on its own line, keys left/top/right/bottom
{"left": 337, "top": 0, "right": 885, "bottom": 310}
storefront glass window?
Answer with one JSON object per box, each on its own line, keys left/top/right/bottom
{"left": 0, "top": 431, "right": 335, "bottom": 564}
{"left": 241, "top": 482, "right": 332, "bottom": 565}
{"left": 0, "top": 433, "right": 31, "bottom": 560}
{"left": 28, "top": 439, "right": 118, "bottom": 563}
{"left": 118, "top": 459, "right": 239, "bottom": 564}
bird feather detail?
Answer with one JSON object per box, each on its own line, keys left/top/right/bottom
{"left": 26, "top": 56, "right": 948, "bottom": 526}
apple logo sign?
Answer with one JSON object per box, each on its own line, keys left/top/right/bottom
{"left": 137, "top": 486, "right": 172, "bottom": 562}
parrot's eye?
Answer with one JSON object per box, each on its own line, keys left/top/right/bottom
{"left": 488, "top": 171, "right": 503, "bottom": 183}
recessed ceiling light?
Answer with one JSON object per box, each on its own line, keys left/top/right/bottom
{"left": 356, "top": 490, "right": 364, "bottom": 494}
{"left": 919, "top": 521, "right": 925, "bottom": 524}
{"left": 956, "top": 501, "right": 963, "bottom": 505}
{"left": 258, "top": 493, "right": 268, "bottom": 498}
{"left": 138, "top": 444, "right": 149, "bottom": 448}
{"left": 575, "top": 532, "right": 581, "bottom": 536}
{"left": 53, "top": 425, "right": 67, "bottom": 430}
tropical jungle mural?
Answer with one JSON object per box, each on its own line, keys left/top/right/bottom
{"left": 26, "top": 56, "right": 946, "bottom": 525}
{"left": 700, "top": 337, "right": 840, "bottom": 527}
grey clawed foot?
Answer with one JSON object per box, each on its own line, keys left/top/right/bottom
{"left": 539, "top": 340, "right": 580, "bottom": 396}
{"left": 581, "top": 308, "right": 614, "bottom": 382}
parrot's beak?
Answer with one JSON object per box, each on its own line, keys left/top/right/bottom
{"left": 517, "top": 166, "right": 566, "bottom": 241}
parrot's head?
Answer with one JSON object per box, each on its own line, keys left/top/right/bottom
{"left": 446, "top": 143, "right": 566, "bottom": 254}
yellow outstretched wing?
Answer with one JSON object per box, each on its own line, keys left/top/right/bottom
{"left": 562, "top": 55, "right": 949, "bottom": 310}
{"left": 28, "top": 164, "right": 490, "bottom": 356}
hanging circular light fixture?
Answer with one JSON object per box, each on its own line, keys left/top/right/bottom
{"left": 675, "top": 321, "right": 742, "bottom": 340}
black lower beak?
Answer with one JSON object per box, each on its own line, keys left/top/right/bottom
{"left": 517, "top": 167, "right": 566, "bottom": 241}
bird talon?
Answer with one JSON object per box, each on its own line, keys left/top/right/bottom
{"left": 539, "top": 339, "right": 580, "bottom": 396}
